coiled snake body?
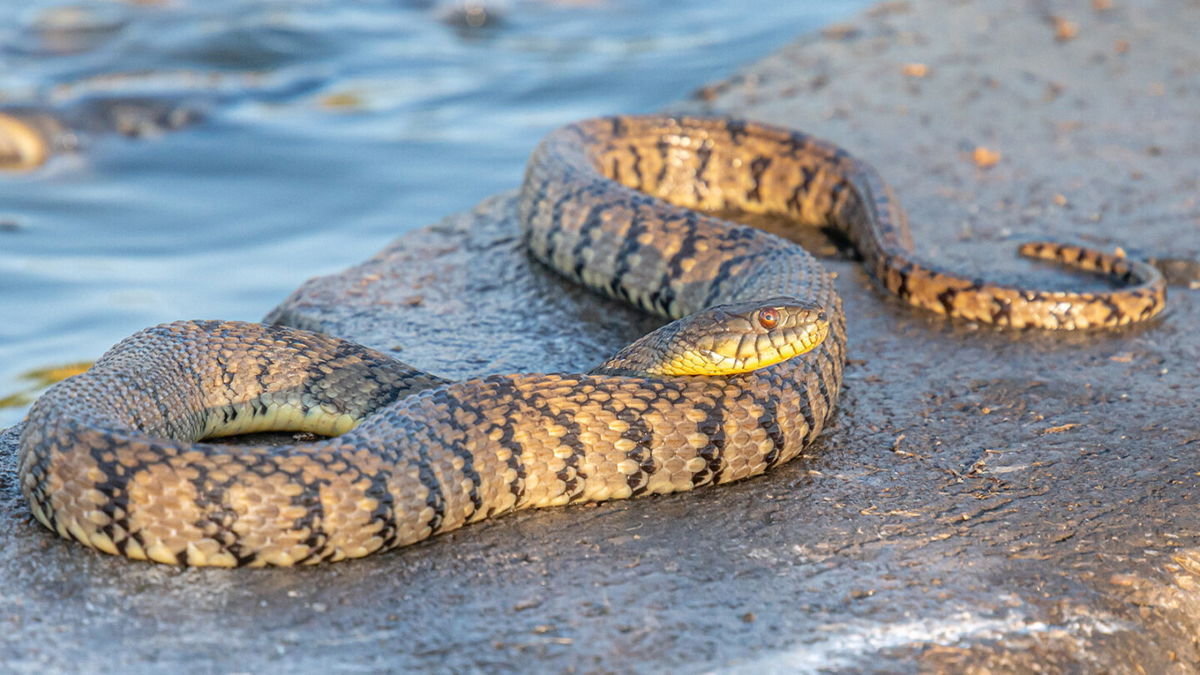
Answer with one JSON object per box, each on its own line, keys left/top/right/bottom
{"left": 18, "top": 116, "right": 1165, "bottom": 566}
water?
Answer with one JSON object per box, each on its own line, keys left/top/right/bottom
{"left": 0, "top": 0, "right": 866, "bottom": 427}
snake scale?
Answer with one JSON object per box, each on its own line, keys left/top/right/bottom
{"left": 18, "top": 115, "right": 1166, "bottom": 566}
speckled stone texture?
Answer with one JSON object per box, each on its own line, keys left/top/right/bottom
{"left": 2, "top": 0, "right": 1197, "bottom": 672}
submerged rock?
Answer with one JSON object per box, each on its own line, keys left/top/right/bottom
{"left": 0, "top": 98, "right": 203, "bottom": 171}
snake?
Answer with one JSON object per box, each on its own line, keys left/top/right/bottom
{"left": 16, "top": 115, "right": 1166, "bottom": 567}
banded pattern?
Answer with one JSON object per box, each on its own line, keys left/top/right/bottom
{"left": 18, "top": 115, "right": 1165, "bottom": 567}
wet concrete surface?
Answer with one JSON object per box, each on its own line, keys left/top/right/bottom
{"left": 3, "top": 0, "right": 1199, "bottom": 672}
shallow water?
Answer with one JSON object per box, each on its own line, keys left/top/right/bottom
{"left": 0, "top": 0, "right": 866, "bottom": 427}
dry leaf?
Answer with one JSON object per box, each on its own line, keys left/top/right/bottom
{"left": 972, "top": 146, "right": 1001, "bottom": 168}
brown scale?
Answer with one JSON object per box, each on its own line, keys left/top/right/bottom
{"left": 19, "top": 115, "right": 1165, "bottom": 567}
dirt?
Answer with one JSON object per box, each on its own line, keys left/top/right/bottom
{"left": 2, "top": 0, "right": 1198, "bottom": 672}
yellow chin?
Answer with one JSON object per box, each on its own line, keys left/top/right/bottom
{"left": 648, "top": 323, "right": 829, "bottom": 376}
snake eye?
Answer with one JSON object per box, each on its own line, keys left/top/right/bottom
{"left": 757, "top": 308, "right": 779, "bottom": 329}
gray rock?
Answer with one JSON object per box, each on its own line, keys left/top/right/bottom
{"left": 2, "top": 0, "right": 1197, "bottom": 671}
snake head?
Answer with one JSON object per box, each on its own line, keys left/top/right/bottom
{"left": 593, "top": 297, "right": 829, "bottom": 377}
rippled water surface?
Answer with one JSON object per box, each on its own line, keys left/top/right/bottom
{"left": 0, "top": 0, "right": 866, "bottom": 427}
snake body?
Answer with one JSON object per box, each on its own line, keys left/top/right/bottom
{"left": 18, "top": 116, "right": 1166, "bottom": 566}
